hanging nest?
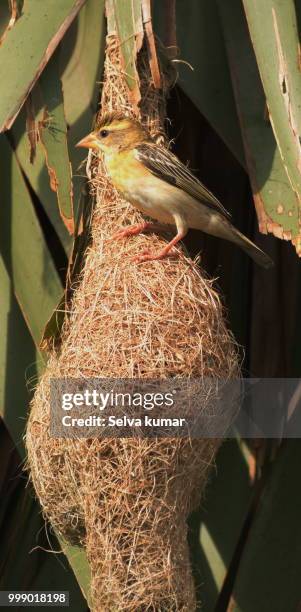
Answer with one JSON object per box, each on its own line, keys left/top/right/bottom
{"left": 25, "top": 34, "right": 240, "bottom": 612}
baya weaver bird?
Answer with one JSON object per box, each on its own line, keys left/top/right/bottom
{"left": 77, "top": 112, "right": 272, "bottom": 268}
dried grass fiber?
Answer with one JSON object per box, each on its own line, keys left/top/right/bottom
{"left": 26, "top": 36, "right": 240, "bottom": 611}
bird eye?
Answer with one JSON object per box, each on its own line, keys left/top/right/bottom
{"left": 100, "top": 129, "right": 109, "bottom": 138}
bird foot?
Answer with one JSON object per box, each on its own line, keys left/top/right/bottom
{"left": 132, "top": 248, "right": 175, "bottom": 263}
{"left": 111, "top": 222, "right": 151, "bottom": 241}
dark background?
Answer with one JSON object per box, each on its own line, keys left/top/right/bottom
{"left": 168, "top": 86, "right": 301, "bottom": 378}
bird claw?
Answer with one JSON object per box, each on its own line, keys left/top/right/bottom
{"left": 132, "top": 250, "right": 156, "bottom": 263}
{"left": 111, "top": 229, "right": 130, "bottom": 240}
{"left": 110, "top": 223, "right": 150, "bottom": 241}
{"left": 132, "top": 248, "right": 173, "bottom": 263}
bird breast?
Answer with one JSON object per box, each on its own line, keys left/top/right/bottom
{"left": 104, "top": 151, "right": 175, "bottom": 224}
{"left": 104, "top": 150, "right": 215, "bottom": 230}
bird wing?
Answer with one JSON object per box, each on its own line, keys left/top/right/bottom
{"left": 135, "top": 142, "right": 231, "bottom": 219}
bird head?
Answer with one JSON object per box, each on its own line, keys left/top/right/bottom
{"left": 76, "top": 112, "right": 150, "bottom": 155}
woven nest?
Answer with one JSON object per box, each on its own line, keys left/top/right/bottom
{"left": 25, "top": 36, "right": 240, "bottom": 611}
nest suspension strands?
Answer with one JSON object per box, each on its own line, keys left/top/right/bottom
{"left": 25, "top": 33, "right": 240, "bottom": 612}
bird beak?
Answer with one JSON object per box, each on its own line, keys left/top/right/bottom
{"left": 76, "top": 132, "right": 98, "bottom": 149}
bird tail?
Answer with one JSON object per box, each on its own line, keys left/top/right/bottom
{"left": 230, "top": 226, "right": 273, "bottom": 269}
